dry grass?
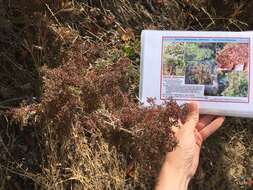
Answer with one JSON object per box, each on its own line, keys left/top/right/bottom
{"left": 0, "top": 0, "right": 253, "bottom": 190}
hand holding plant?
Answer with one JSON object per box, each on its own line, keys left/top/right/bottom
{"left": 156, "top": 102, "right": 225, "bottom": 190}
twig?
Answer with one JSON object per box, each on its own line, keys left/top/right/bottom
{"left": 0, "top": 135, "right": 13, "bottom": 159}
{"left": 0, "top": 105, "right": 10, "bottom": 110}
{"left": 104, "top": 120, "right": 134, "bottom": 135}
{"left": 45, "top": 3, "right": 61, "bottom": 26}
{"left": 0, "top": 97, "right": 26, "bottom": 106}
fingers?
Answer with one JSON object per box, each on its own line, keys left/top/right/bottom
{"left": 184, "top": 102, "right": 199, "bottom": 130}
{"left": 196, "top": 115, "right": 216, "bottom": 131}
{"left": 199, "top": 116, "right": 225, "bottom": 140}
{"left": 194, "top": 129, "right": 203, "bottom": 147}
{"left": 191, "top": 144, "right": 201, "bottom": 176}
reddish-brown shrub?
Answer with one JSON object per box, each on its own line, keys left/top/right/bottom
{"left": 216, "top": 43, "right": 249, "bottom": 71}
{"left": 31, "top": 40, "right": 183, "bottom": 188}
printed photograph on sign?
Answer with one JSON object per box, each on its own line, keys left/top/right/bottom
{"left": 162, "top": 38, "right": 250, "bottom": 98}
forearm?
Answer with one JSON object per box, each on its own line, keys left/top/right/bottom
{"left": 155, "top": 162, "right": 191, "bottom": 190}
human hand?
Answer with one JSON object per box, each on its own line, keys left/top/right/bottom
{"left": 155, "top": 102, "right": 225, "bottom": 190}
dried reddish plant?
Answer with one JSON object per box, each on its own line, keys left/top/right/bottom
{"left": 28, "top": 37, "right": 185, "bottom": 188}
{"left": 217, "top": 43, "right": 249, "bottom": 71}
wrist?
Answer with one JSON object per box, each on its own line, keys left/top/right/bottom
{"left": 164, "top": 152, "right": 194, "bottom": 178}
{"left": 155, "top": 161, "right": 191, "bottom": 190}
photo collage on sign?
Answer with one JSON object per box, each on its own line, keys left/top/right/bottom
{"left": 163, "top": 40, "right": 249, "bottom": 97}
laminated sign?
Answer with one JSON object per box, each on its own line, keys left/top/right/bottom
{"left": 139, "top": 30, "right": 253, "bottom": 117}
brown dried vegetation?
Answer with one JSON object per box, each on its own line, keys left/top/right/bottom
{"left": 0, "top": 0, "right": 253, "bottom": 190}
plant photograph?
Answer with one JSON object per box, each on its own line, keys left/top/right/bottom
{"left": 163, "top": 40, "right": 249, "bottom": 97}
{"left": 163, "top": 42, "right": 185, "bottom": 76}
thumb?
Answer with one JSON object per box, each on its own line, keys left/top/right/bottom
{"left": 184, "top": 102, "right": 199, "bottom": 130}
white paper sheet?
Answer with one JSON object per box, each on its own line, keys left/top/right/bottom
{"left": 140, "top": 30, "right": 253, "bottom": 117}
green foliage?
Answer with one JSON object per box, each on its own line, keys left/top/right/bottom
{"left": 184, "top": 43, "right": 215, "bottom": 61}
{"left": 222, "top": 72, "right": 248, "bottom": 97}
{"left": 163, "top": 42, "right": 217, "bottom": 76}
{"left": 163, "top": 43, "right": 185, "bottom": 75}
{"left": 164, "top": 42, "right": 184, "bottom": 61}
{"left": 122, "top": 44, "right": 138, "bottom": 60}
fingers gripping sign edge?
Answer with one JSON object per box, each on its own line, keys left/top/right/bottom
{"left": 184, "top": 102, "right": 199, "bottom": 130}
{"left": 200, "top": 116, "right": 225, "bottom": 140}
{"left": 196, "top": 115, "right": 216, "bottom": 131}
